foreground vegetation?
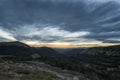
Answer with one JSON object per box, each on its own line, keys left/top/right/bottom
{"left": 0, "top": 61, "right": 63, "bottom": 80}
{"left": 0, "top": 59, "right": 87, "bottom": 80}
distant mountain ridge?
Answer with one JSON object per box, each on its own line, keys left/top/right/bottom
{"left": 0, "top": 41, "right": 120, "bottom": 57}
{"left": 33, "top": 47, "right": 59, "bottom": 57}
{"left": 0, "top": 41, "right": 59, "bottom": 57}
{"left": 80, "top": 45, "right": 120, "bottom": 56}
{"left": 64, "top": 48, "right": 86, "bottom": 55}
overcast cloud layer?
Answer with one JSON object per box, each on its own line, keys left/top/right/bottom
{"left": 0, "top": 0, "right": 120, "bottom": 44}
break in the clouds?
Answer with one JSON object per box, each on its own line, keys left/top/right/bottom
{"left": 0, "top": 27, "right": 16, "bottom": 41}
{"left": 0, "top": 0, "right": 120, "bottom": 45}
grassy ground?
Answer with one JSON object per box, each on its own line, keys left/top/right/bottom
{"left": 0, "top": 61, "right": 64, "bottom": 80}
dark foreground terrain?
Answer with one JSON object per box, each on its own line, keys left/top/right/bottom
{"left": 0, "top": 60, "right": 84, "bottom": 80}
{"left": 0, "top": 41, "right": 120, "bottom": 80}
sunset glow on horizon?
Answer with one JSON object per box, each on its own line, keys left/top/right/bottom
{"left": 22, "top": 41, "right": 120, "bottom": 48}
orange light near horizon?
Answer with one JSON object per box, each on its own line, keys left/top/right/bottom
{"left": 22, "top": 41, "right": 120, "bottom": 48}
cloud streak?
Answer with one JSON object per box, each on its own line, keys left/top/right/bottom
{"left": 13, "top": 25, "right": 90, "bottom": 42}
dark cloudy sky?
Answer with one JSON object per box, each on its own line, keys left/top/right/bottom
{"left": 0, "top": 0, "right": 120, "bottom": 47}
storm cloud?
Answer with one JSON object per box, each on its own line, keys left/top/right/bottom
{"left": 0, "top": 0, "right": 120, "bottom": 44}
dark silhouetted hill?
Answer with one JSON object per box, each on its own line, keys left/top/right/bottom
{"left": 0, "top": 41, "right": 59, "bottom": 58}
{"left": 0, "top": 41, "right": 32, "bottom": 57}
{"left": 33, "top": 47, "right": 59, "bottom": 57}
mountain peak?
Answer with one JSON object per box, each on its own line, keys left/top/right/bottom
{"left": 0, "top": 41, "right": 30, "bottom": 48}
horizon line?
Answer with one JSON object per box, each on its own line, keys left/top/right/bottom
{"left": 0, "top": 41, "right": 120, "bottom": 49}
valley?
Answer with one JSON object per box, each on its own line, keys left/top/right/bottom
{"left": 0, "top": 41, "right": 120, "bottom": 80}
